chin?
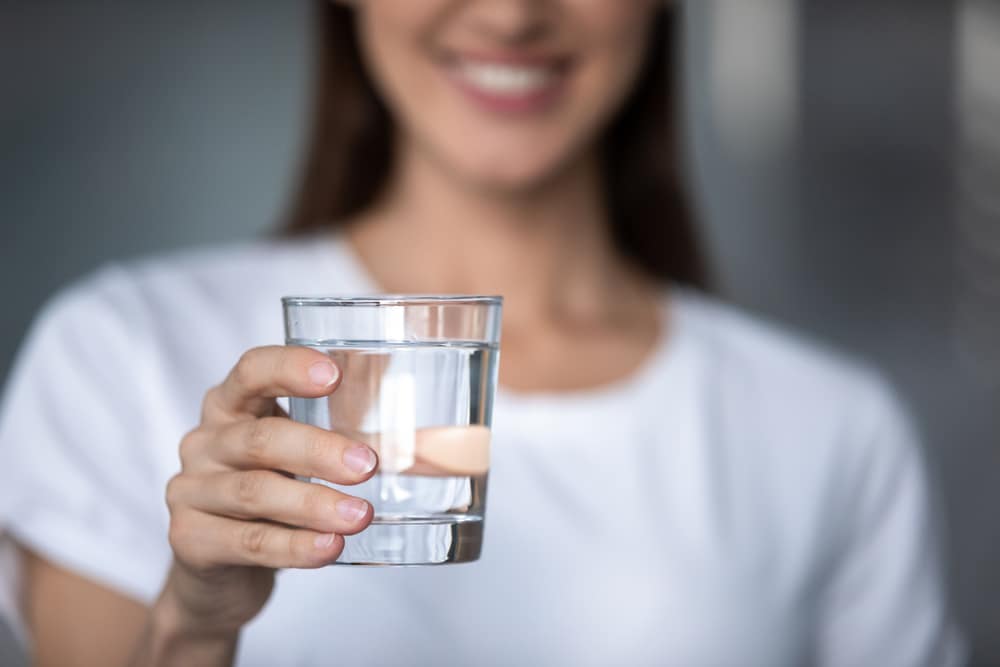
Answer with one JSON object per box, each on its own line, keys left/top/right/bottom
{"left": 453, "top": 149, "right": 580, "bottom": 197}
{"left": 471, "top": 168, "right": 565, "bottom": 198}
{"left": 484, "top": 164, "right": 549, "bottom": 189}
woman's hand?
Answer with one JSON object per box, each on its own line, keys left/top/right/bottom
{"left": 148, "top": 346, "right": 377, "bottom": 661}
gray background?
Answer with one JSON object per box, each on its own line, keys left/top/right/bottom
{"left": 2, "top": 1, "right": 997, "bottom": 664}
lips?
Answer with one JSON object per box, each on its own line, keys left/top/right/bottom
{"left": 444, "top": 53, "right": 570, "bottom": 114}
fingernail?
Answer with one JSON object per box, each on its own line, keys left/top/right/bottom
{"left": 314, "top": 533, "right": 336, "bottom": 549}
{"left": 343, "top": 445, "right": 377, "bottom": 475}
{"left": 308, "top": 361, "right": 338, "bottom": 387}
{"left": 336, "top": 498, "right": 369, "bottom": 523}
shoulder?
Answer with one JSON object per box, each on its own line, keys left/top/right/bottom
{"left": 40, "top": 236, "right": 306, "bottom": 308}
{"left": 676, "top": 288, "right": 898, "bottom": 407}
{"left": 675, "top": 288, "right": 875, "bottom": 391}
{"left": 122, "top": 234, "right": 324, "bottom": 282}
{"left": 2, "top": 235, "right": 352, "bottom": 472}
{"left": 110, "top": 234, "right": 331, "bottom": 308}
{"left": 672, "top": 288, "right": 917, "bottom": 465}
{"left": 35, "top": 233, "right": 349, "bottom": 339}
{"left": 16, "top": 235, "right": 355, "bottom": 403}
{"left": 670, "top": 290, "right": 935, "bottom": 569}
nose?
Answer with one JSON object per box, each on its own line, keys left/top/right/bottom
{"left": 464, "top": 0, "right": 553, "bottom": 44}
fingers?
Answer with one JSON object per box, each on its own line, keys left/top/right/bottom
{"left": 202, "top": 346, "right": 341, "bottom": 423}
{"left": 169, "top": 509, "right": 346, "bottom": 570}
{"left": 167, "top": 470, "right": 373, "bottom": 536}
{"left": 183, "top": 417, "right": 378, "bottom": 483}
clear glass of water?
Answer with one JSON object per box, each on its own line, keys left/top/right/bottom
{"left": 283, "top": 295, "right": 502, "bottom": 565}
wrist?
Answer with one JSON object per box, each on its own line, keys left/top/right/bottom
{"left": 143, "top": 585, "right": 238, "bottom": 666}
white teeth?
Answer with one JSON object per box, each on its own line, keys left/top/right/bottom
{"left": 456, "top": 61, "right": 555, "bottom": 95}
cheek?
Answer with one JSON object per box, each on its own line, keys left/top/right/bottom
{"left": 569, "top": 0, "right": 658, "bottom": 91}
{"left": 357, "top": 8, "right": 438, "bottom": 112}
{"left": 565, "top": 0, "right": 660, "bottom": 33}
{"left": 576, "top": 1, "right": 657, "bottom": 84}
{"left": 358, "top": 7, "right": 491, "bottom": 171}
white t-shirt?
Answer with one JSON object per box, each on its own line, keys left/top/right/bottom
{"left": 0, "top": 234, "right": 964, "bottom": 666}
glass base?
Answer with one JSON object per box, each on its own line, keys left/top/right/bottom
{"left": 335, "top": 516, "right": 483, "bottom": 565}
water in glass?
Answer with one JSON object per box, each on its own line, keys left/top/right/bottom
{"left": 289, "top": 339, "right": 498, "bottom": 565}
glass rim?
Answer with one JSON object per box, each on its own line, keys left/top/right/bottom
{"left": 282, "top": 294, "right": 503, "bottom": 307}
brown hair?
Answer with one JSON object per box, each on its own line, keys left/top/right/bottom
{"left": 285, "top": 2, "right": 710, "bottom": 289}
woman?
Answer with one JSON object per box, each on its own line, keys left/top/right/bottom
{"left": 0, "top": 1, "right": 963, "bottom": 665}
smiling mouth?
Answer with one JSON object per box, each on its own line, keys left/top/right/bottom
{"left": 443, "top": 53, "right": 571, "bottom": 114}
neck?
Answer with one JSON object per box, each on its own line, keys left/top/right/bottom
{"left": 349, "top": 140, "right": 654, "bottom": 329}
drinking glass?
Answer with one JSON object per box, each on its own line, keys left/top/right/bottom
{"left": 283, "top": 295, "right": 502, "bottom": 565}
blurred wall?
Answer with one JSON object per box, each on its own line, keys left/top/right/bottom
{"left": 1, "top": 2, "right": 310, "bottom": 382}
{"left": 2, "top": 1, "right": 997, "bottom": 665}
